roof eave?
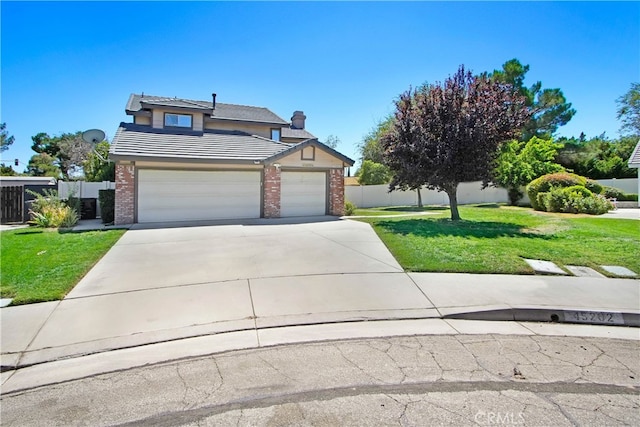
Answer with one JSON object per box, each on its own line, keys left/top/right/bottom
{"left": 108, "top": 153, "right": 266, "bottom": 165}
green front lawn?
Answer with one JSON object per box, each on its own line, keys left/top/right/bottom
{"left": 1, "top": 228, "right": 126, "bottom": 305}
{"left": 357, "top": 205, "right": 640, "bottom": 276}
{"left": 353, "top": 206, "right": 449, "bottom": 216}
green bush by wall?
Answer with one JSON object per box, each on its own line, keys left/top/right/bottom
{"left": 527, "top": 172, "right": 614, "bottom": 215}
{"left": 99, "top": 189, "right": 115, "bottom": 224}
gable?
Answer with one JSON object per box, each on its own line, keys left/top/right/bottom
{"left": 266, "top": 140, "right": 354, "bottom": 168}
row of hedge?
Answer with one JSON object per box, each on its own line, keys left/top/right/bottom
{"left": 526, "top": 172, "right": 632, "bottom": 215}
{"left": 98, "top": 189, "right": 115, "bottom": 224}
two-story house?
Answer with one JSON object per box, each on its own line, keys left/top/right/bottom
{"left": 109, "top": 94, "right": 354, "bottom": 224}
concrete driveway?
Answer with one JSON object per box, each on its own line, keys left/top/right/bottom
{"left": 68, "top": 217, "right": 403, "bottom": 297}
{"left": 6, "top": 218, "right": 438, "bottom": 368}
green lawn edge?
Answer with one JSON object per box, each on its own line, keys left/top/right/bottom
{"left": 1, "top": 228, "right": 127, "bottom": 305}
{"left": 355, "top": 205, "right": 639, "bottom": 277}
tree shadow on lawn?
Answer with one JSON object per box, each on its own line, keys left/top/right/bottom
{"left": 379, "top": 206, "right": 450, "bottom": 212}
{"left": 13, "top": 229, "right": 44, "bottom": 236}
{"left": 376, "top": 218, "right": 555, "bottom": 240}
{"left": 472, "top": 203, "right": 502, "bottom": 209}
{"left": 13, "top": 228, "right": 116, "bottom": 237}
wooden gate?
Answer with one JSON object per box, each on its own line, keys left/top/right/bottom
{"left": 1, "top": 186, "right": 23, "bottom": 223}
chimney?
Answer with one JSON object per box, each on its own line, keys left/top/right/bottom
{"left": 211, "top": 93, "right": 217, "bottom": 116}
{"left": 291, "top": 111, "right": 306, "bottom": 129}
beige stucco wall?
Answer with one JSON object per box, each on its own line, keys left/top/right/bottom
{"left": 204, "top": 120, "right": 273, "bottom": 139}
{"left": 134, "top": 116, "right": 151, "bottom": 126}
{"left": 276, "top": 147, "right": 345, "bottom": 168}
{"left": 151, "top": 109, "right": 204, "bottom": 131}
{"left": 151, "top": 109, "right": 164, "bottom": 128}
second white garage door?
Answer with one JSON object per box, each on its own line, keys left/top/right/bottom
{"left": 138, "top": 169, "right": 261, "bottom": 223}
{"left": 280, "top": 171, "right": 327, "bottom": 217}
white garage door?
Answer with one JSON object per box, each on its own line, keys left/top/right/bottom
{"left": 138, "top": 169, "right": 261, "bottom": 223}
{"left": 280, "top": 171, "right": 327, "bottom": 217}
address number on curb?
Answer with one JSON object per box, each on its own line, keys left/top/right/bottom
{"left": 563, "top": 311, "right": 625, "bottom": 325}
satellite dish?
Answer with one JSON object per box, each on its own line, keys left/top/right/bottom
{"left": 82, "top": 129, "right": 105, "bottom": 144}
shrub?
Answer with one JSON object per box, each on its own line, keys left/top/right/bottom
{"left": 526, "top": 172, "right": 587, "bottom": 210}
{"left": 584, "top": 179, "right": 603, "bottom": 195}
{"left": 603, "top": 186, "right": 625, "bottom": 199}
{"left": 344, "top": 200, "right": 357, "bottom": 216}
{"left": 536, "top": 192, "right": 550, "bottom": 212}
{"left": 66, "top": 196, "right": 81, "bottom": 218}
{"left": 99, "top": 189, "right": 115, "bottom": 224}
{"left": 536, "top": 186, "right": 612, "bottom": 215}
{"left": 27, "top": 189, "right": 79, "bottom": 228}
{"left": 576, "top": 194, "right": 614, "bottom": 214}
{"left": 603, "top": 186, "right": 638, "bottom": 201}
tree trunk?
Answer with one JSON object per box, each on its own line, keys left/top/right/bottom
{"left": 445, "top": 185, "right": 461, "bottom": 220}
{"left": 416, "top": 188, "right": 423, "bottom": 208}
{"left": 507, "top": 187, "right": 523, "bottom": 206}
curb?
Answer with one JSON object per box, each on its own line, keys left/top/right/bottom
{"left": 3, "top": 308, "right": 638, "bottom": 373}
{"left": 443, "top": 308, "right": 640, "bottom": 327}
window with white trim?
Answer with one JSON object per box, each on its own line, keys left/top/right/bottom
{"left": 271, "top": 128, "right": 281, "bottom": 141}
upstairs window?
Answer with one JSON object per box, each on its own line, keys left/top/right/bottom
{"left": 271, "top": 128, "right": 281, "bottom": 141}
{"left": 164, "top": 113, "right": 192, "bottom": 128}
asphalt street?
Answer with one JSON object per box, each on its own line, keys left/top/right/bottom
{"left": 2, "top": 333, "right": 638, "bottom": 426}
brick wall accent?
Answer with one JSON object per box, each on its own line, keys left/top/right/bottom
{"left": 263, "top": 166, "right": 281, "bottom": 218}
{"left": 329, "top": 168, "right": 345, "bottom": 216}
{"left": 115, "top": 163, "right": 135, "bottom": 225}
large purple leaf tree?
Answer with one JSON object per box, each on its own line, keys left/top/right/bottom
{"left": 381, "top": 65, "right": 530, "bottom": 220}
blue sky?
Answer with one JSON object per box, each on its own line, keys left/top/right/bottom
{"left": 1, "top": 1, "right": 638, "bottom": 173}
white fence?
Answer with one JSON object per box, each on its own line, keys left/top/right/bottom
{"left": 58, "top": 181, "right": 115, "bottom": 218}
{"left": 345, "top": 182, "right": 509, "bottom": 208}
{"left": 596, "top": 178, "right": 637, "bottom": 194}
{"left": 345, "top": 178, "right": 639, "bottom": 208}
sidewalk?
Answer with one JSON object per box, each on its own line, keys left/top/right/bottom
{"left": 2, "top": 271, "right": 638, "bottom": 393}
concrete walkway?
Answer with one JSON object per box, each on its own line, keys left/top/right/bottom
{"left": 600, "top": 207, "right": 640, "bottom": 220}
{"left": 1, "top": 218, "right": 639, "bottom": 393}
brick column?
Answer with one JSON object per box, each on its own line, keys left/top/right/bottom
{"left": 115, "top": 163, "right": 135, "bottom": 225}
{"left": 329, "top": 168, "right": 345, "bottom": 216}
{"left": 263, "top": 166, "right": 281, "bottom": 218}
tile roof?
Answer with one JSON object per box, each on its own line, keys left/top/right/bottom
{"left": 126, "top": 94, "right": 289, "bottom": 125}
{"left": 110, "top": 123, "right": 292, "bottom": 162}
{"left": 281, "top": 128, "right": 316, "bottom": 140}
{"left": 628, "top": 140, "right": 640, "bottom": 167}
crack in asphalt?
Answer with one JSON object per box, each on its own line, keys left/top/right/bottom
{"left": 113, "top": 380, "right": 640, "bottom": 427}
